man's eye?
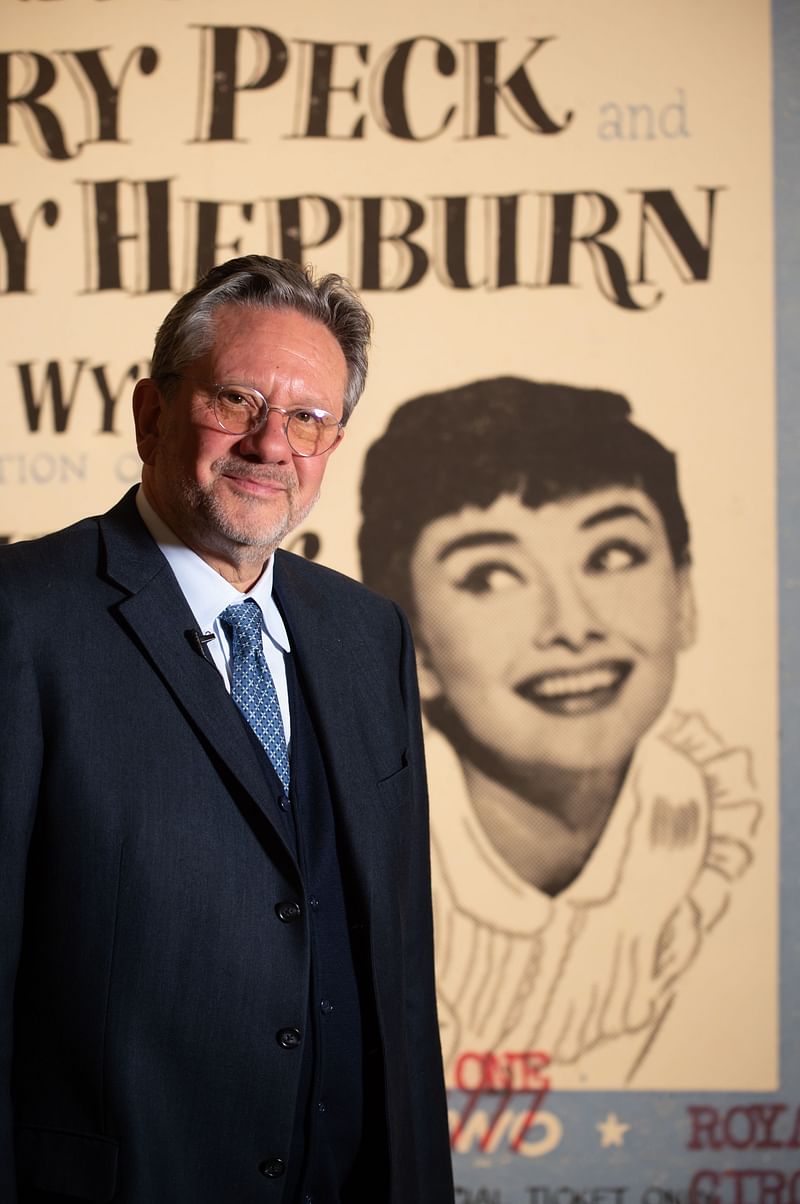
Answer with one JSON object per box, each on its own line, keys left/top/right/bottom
{"left": 455, "top": 562, "right": 526, "bottom": 595}
{"left": 291, "top": 409, "right": 319, "bottom": 426}
{"left": 219, "top": 388, "right": 258, "bottom": 408}
{"left": 586, "top": 539, "right": 647, "bottom": 573}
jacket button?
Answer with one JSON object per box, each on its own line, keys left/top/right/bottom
{"left": 276, "top": 1027, "right": 302, "bottom": 1049}
{"left": 320, "top": 999, "right": 334, "bottom": 1015}
{"left": 276, "top": 901, "right": 301, "bottom": 923}
{"left": 259, "top": 1157, "right": 286, "bottom": 1178}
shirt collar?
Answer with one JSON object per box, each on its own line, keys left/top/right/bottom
{"left": 135, "top": 486, "right": 290, "bottom": 652}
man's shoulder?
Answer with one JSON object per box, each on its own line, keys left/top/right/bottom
{"left": 274, "top": 547, "right": 407, "bottom": 639}
{"left": 0, "top": 490, "right": 140, "bottom": 589}
{"left": 275, "top": 547, "right": 396, "bottom": 609}
{"left": 0, "top": 512, "right": 103, "bottom": 577}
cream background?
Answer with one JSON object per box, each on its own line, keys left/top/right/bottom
{"left": 0, "top": 0, "right": 776, "bottom": 1095}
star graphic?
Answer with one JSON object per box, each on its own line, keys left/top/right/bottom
{"left": 597, "top": 1112, "right": 631, "bottom": 1148}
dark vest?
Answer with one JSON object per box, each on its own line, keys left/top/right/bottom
{"left": 263, "top": 653, "right": 387, "bottom": 1203}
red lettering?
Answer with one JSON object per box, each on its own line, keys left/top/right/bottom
{"left": 688, "top": 1106, "right": 723, "bottom": 1151}
{"left": 724, "top": 1106, "right": 757, "bottom": 1150}
{"left": 789, "top": 1106, "right": 800, "bottom": 1149}
{"left": 453, "top": 1051, "right": 491, "bottom": 1093}
{"left": 689, "top": 1101, "right": 800, "bottom": 1152}
{"left": 690, "top": 1169, "right": 800, "bottom": 1204}
{"left": 727, "top": 1169, "right": 788, "bottom": 1204}
{"left": 454, "top": 1049, "right": 549, "bottom": 1092}
{"left": 690, "top": 1170, "right": 719, "bottom": 1204}
{"left": 450, "top": 1049, "right": 552, "bottom": 1155}
{"left": 754, "top": 1103, "right": 789, "bottom": 1149}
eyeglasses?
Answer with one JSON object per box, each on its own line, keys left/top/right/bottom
{"left": 163, "top": 374, "right": 343, "bottom": 458}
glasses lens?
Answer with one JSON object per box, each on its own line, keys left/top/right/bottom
{"left": 286, "top": 409, "right": 341, "bottom": 456}
{"left": 214, "top": 386, "right": 264, "bottom": 434}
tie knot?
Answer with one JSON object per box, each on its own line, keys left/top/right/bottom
{"left": 220, "top": 598, "right": 263, "bottom": 649}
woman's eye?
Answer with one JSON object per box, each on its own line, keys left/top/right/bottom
{"left": 586, "top": 539, "right": 647, "bottom": 573}
{"left": 455, "top": 561, "right": 526, "bottom": 595}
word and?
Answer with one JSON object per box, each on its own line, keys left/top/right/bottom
{"left": 598, "top": 89, "right": 689, "bottom": 140}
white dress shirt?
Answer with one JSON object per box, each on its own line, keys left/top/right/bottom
{"left": 135, "top": 487, "right": 292, "bottom": 747}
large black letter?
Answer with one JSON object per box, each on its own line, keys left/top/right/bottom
{"left": 17, "top": 360, "right": 86, "bottom": 432}
{"left": 0, "top": 51, "right": 70, "bottom": 158}
{"left": 636, "top": 188, "right": 720, "bottom": 283}
{"left": 291, "top": 40, "right": 368, "bottom": 138}
{"left": 59, "top": 45, "right": 158, "bottom": 146}
{"left": 462, "top": 38, "right": 572, "bottom": 138}
{"left": 193, "top": 26, "right": 288, "bottom": 142}
{"left": 377, "top": 38, "right": 456, "bottom": 140}
{"left": 355, "top": 197, "right": 427, "bottom": 290}
{"left": 0, "top": 199, "right": 58, "bottom": 292}
{"left": 549, "top": 191, "right": 650, "bottom": 310}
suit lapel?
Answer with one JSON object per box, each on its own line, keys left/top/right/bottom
{"left": 273, "top": 552, "right": 399, "bottom": 806}
{"left": 98, "top": 492, "right": 297, "bottom": 863}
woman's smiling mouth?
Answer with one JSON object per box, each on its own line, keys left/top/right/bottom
{"left": 514, "top": 660, "right": 633, "bottom": 715}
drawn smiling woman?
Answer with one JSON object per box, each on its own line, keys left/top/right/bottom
{"left": 359, "top": 378, "right": 760, "bottom": 1088}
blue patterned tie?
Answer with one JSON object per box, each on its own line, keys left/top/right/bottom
{"left": 220, "top": 599, "right": 291, "bottom": 793}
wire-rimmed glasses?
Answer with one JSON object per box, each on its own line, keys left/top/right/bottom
{"left": 163, "top": 374, "right": 343, "bottom": 457}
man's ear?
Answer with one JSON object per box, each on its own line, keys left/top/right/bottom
{"left": 415, "top": 641, "right": 443, "bottom": 703}
{"left": 676, "top": 565, "right": 697, "bottom": 651}
{"left": 133, "top": 378, "right": 164, "bottom": 467}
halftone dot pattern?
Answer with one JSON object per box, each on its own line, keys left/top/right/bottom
{"left": 220, "top": 599, "right": 291, "bottom": 793}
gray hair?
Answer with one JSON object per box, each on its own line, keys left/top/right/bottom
{"left": 150, "top": 255, "right": 372, "bottom": 422}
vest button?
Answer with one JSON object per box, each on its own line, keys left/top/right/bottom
{"left": 320, "top": 999, "right": 334, "bottom": 1015}
{"left": 259, "top": 1157, "right": 286, "bottom": 1178}
{"left": 276, "top": 1026, "right": 302, "bottom": 1049}
{"left": 276, "top": 901, "right": 301, "bottom": 923}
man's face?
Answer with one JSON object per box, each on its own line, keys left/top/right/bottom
{"left": 136, "top": 305, "right": 348, "bottom": 578}
{"left": 409, "top": 488, "right": 694, "bottom": 776}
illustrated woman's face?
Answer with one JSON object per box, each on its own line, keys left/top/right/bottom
{"left": 409, "top": 488, "right": 695, "bottom": 776}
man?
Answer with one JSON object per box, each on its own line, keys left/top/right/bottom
{"left": 0, "top": 256, "right": 454, "bottom": 1202}
{"left": 360, "top": 377, "right": 760, "bottom": 1088}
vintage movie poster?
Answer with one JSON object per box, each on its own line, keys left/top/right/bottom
{"left": 1, "top": 0, "right": 794, "bottom": 1198}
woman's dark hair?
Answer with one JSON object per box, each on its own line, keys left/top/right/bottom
{"left": 359, "top": 377, "right": 690, "bottom": 619}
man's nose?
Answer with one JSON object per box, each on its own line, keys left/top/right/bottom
{"left": 532, "top": 571, "right": 605, "bottom": 652}
{"left": 236, "top": 408, "right": 293, "bottom": 460}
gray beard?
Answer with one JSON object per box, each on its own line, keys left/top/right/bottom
{"left": 178, "top": 467, "right": 320, "bottom": 560}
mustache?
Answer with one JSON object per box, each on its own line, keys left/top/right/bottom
{"left": 213, "top": 458, "right": 295, "bottom": 489}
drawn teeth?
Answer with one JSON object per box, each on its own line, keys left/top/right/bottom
{"left": 533, "top": 668, "right": 621, "bottom": 698}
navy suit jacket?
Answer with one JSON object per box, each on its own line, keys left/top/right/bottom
{"left": 0, "top": 489, "right": 453, "bottom": 1203}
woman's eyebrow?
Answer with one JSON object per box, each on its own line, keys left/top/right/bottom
{"left": 436, "top": 531, "right": 518, "bottom": 562}
{"left": 580, "top": 504, "right": 651, "bottom": 531}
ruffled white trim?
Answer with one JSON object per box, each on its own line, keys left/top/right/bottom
{"left": 430, "top": 712, "right": 761, "bottom": 1082}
